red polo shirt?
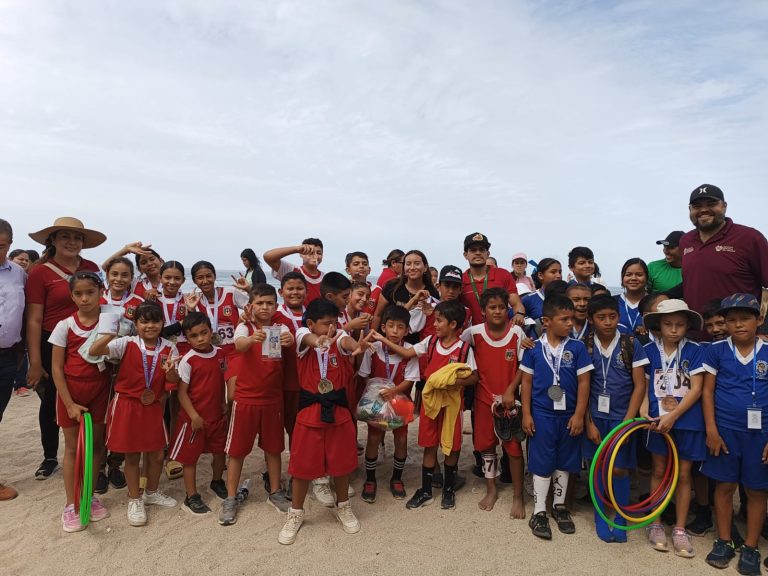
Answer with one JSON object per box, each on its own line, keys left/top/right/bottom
{"left": 680, "top": 218, "right": 768, "bottom": 316}
{"left": 461, "top": 266, "right": 517, "bottom": 326}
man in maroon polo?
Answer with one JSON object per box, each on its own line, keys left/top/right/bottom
{"left": 461, "top": 232, "right": 525, "bottom": 326}
{"left": 679, "top": 184, "right": 768, "bottom": 334}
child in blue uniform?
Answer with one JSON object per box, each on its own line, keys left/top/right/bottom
{"left": 702, "top": 294, "right": 768, "bottom": 574}
{"left": 582, "top": 296, "right": 648, "bottom": 542}
{"left": 521, "top": 295, "right": 593, "bottom": 540}
{"left": 642, "top": 299, "right": 705, "bottom": 558}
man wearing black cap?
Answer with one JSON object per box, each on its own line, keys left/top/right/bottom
{"left": 679, "top": 184, "right": 768, "bottom": 325}
{"left": 647, "top": 231, "right": 684, "bottom": 293}
{"left": 461, "top": 232, "right": 525, "bottom": 326}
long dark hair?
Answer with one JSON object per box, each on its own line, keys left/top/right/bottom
{"left": 391, "top": 249, "right": 438, "bottom": 297}
{"left": 240, "top": 248, "right": 266, "bottom": 285}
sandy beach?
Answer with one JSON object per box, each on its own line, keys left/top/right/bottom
{"left": 1, "top": 394, "right": 722, "bottom": 576}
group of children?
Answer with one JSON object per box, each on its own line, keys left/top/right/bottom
{"left": 44, "top": 236, "right": 768, "bottom": 574}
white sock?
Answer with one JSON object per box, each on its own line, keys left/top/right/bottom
{"left": 289, "top": 507, "right": 303, "bottom": 514}
{"left": 551, "top": 470, "right": 569, "bottom": 506}
{"left": 533, "top": 474, "right": 551, "bottom": 515}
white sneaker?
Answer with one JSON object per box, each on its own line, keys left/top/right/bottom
{"left": 311, "top": 478, "right": 335, "bottom": 507}
{"left": 142, "top": 489, "right": 178, "bottom": 508}
{"left": 278, "top": 508, "right": 305, "bottom": 545}
{"left": 127, "top": 498, "right": 147, "bottom": 526}
{"left": 335, "top": 500, "right": 360, "bottom": 534}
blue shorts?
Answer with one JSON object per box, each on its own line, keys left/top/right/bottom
{"left": 528, "top": 414, "right": 581, "bottom": 476}
{"left": 700, "top": 428, "right": 768, "bottom": 490}
{"left": 582, "top": 418, "right": 637, "bottom": 470}
{"left": 646, "top": 428, "right": 706, "bottom": 462}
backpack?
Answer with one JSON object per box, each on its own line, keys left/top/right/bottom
{"left": 583, "top": 330, "right": 635, "bottom": 371}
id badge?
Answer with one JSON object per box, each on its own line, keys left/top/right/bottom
{"left": 598, "top": 394, "right": 610, "bottom": 414}
{"left": 553, "top": 395, "right": 566, "bottom": 411}
{"left": 748, "top": 408, "right": 762, "bottom": 430}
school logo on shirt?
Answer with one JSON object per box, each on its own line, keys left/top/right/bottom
{"left": 330, "top": 355, "right": 338, "bottom": 367}
{"left": 561, "top": 350, "right": 574, "bottom": 367}
{"left": 505, "top": 349, "right": 515, "bottom": 362}
{"left": 223, "top": 305, "right": 233, "bottom": 317}
{"left": 614, "top": 355, "right": 626, "bottom": 370}
{"left": 125, "top": 305, "right": 137, "bottom": 319}
{"left": 219, "top": 358, "right": 227, "bottom": 372}
{"left": 683, "top": 247, "right": 694, "bottom": 256}
{"left": 715, "top": 245, "right": 735, "bottom": 253}
{"left": 757, "top": 361, "right": 768, "bottom": 379}
{"left": 681, "top": 359, "right": 690, "bottom": 375}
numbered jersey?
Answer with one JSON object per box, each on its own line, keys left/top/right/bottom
{"left": 194, "top": 287, "right": 248, "bottom": 355}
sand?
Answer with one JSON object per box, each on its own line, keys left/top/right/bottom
{"left": 1, "top": 395, "right": 721, "bottom": 576}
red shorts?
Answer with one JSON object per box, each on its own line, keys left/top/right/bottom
{"left": 367, "top": 423, "right": 408, "bottom": 441}
{"left": 288, "top": 420, "right": 357, "bottom": 480}
{"left": 56, "top": 375, "right": 110, "bottom": 428}
{"left": 417, "top": 401, "right": 464, "bottom": 451}
{"left": 283, "top": 390, "right": 299, "bottom": 438}
{"left": 105, "top": 393, "right": 168, "bottom": 453}
{"left": 473, "top": 400, "right": 522, "bottom": 456}
{"left": 168, "top": 414, "right": 228, "bottom": 465}
{"left": 225, "top": 401, "right": 284, "bottom": 458}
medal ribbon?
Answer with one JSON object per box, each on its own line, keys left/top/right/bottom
{"left": 598, "top": 333, "right": 620, "bottom": 395}
{"left": 105, "top": 289, "right": 129, "bottom": 307}
{"left": 470, "top": 272, "right": 489, "bottom": 306}
{"left": 162, "top": 294, "right": 181, "bottom": 327}
{"left": 203, "top": 288, "right": 220, "bottom": 332}
{"left": 541, "top": 335, "right": 568, "bottom": 385}
{"left": 572, "top": 320, "right": 589, "bottom": 340}
{"left": 731, "top": 339, "right": 758, "bottom": 407}
{"left": 140, "top": 338, "right": 161, "bottom": 394}
{"left": 656, "top": 341, "right": 679, "bottom": 396}
{"left": 622, "top": 297, "right": 641, "bottom": 332}
{"left": 317, "top": 347, "right": 329, "bottom": 381}
{"left": 280, "top": 304, "right": 300, "bottom": 332}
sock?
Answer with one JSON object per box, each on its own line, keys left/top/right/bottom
{"left": 391, "top": 456, "right": 405, "bottom": 481}
{"left": 551, "top": 470, "right": 569, "bottom": 507}
{"left": 421, "top": 466, "right": 434, "bottom": 493}
{"left": 482, "top": 453, "right": 500, "bottom": 479}
{"left": 444, "top": 464, "right": 458, "bottom": 491}
{"left": 473, "top": 450, "right": 483, "bottom": 468}
{"left": 533, "top": 474, "right": 551, "bottom": 515}
{"left": 365, "top": 457, "right": 377, "bottom": 482}
{"left": 612, "top": 475, "right": 630, "bottom": 542}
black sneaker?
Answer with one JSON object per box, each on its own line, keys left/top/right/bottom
{"left": 552, "top": 504, "right": 576, "bottom": 534}
{"left": 529, "top": 511, "right": 552, "bottom": 540}
{"left": 454, "top": 474, "right": 466, "bottom": 492}
{"left": 389, "top": 479, "right": 406, "bottom": 500}
{"left": 361, "top": 481, "right": 377, "bottom": 503}
{"left": 441, "top": 488, "right": 455, "bottom": 510}
{"left": 94, "top": 471, "right": 109, "bottom": 495}
{"left": 108, "top": 466, "right": 127, "bottom": 489}
{"left": 432, "top": 469, "right": 444, "bottom": 488}
{"left": 183, "top": 493, "right": 211, "bottom": 515}
{"left": 686, "top": 509, "right": 713, "bottom": 536}
{"left": 209, "top": 479, "right": 228, "bottom": 500}
{"left": 405, "top": 488, "right": 433, "bottom": 509}
{"left": 738, "top": 545, "right": 761, "bottom": 576}
{"left": 705, "top": 538, "right": 736, "bottom": 569}
{"left": 35, "top": 459, "right": 59, "bottom": 480}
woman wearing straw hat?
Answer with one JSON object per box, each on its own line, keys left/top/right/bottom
{"left": 25, "top": 217, "right": 106, "bottom": 480}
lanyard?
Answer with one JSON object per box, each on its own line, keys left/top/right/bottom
{"left": 541, "top": 335, "right": 568, "bottom": 384}
{"left": 162, "top": 294, "right": 181, "bottom": 326}
{"left": 470, "top": 272, "right": 489, "bottom": 306}
{"left": 202, "top": 288, "right": 220, "bottom": 332}
{"left": 383, "top": 345, "right": 399, "bottom": 381}
{"left": 622, "top": 296, "right": 641, "bottom": 331}
{"left": 572, "top": 320, "right": 589, "bottom": 340}
{"left": 731, "top": 340, "right": 758, "bottom": 407}
{"left": 317, "top": 348, "right": 329, "bottom": 380}
{"left": 280, "top": 304, "right": 301, "bottom": 332}
{"left": 104, "top": 290, "right": 129, "bottom": 307}
{"left": 656, "top": 341, "right": 680, "bottom": 394}
{"left": 139, "top": 339, "right": 160, "bottom": 392}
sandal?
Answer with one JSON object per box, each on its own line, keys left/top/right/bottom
{"left": 165, "top": 460, "right": 183, "bottom": 480}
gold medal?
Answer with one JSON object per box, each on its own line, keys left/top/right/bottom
{"left": 661, "top": 396, "right": 677, "bottom": 411}
{"left": 140, "top": 389, "right": 156, "bottom": 405}
{"left": 318, "top": 378, "right": 333, "bottom": 394}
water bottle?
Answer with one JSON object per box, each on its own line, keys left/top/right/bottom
{"left": 236, "top": 478, "right": 251, "bottom": 504}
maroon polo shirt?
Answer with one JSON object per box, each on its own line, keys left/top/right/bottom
{"left": 461, "top": 266, "right": 517, "bottom": 326}
{"left": 680, "top": 218, "right": 768, "bottom": 316}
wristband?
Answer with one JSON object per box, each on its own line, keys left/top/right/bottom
{"left": 514, "top": 311, "right": 525, "bottom": 316}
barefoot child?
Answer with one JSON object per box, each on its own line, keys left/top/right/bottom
{"left": 219, "top": 284, "right": 294, "bottom": 525}
{"left": 359, "top": 305, "right": 419, "bottom": 503}
{"left": 168, "top": 312, "right": 228, "bottom": 515}
{"left": 49, "top": 271, "right": 111, "bottom": 531}
{"left": 90, "top": 301, "right": 181, "bottom": 526}
{"left": 521, "top": 295, "right": 593, "bottom": 540}
{"left": 464, "top": 287, "right": 527, "bottom": 517}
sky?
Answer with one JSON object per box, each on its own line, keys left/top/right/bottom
{"left": 1, "top": 0, "right": 767, "bottom": 285}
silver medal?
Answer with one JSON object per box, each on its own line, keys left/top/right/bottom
{"left": 547, "top": 385, "right": 564, "bottom": 401}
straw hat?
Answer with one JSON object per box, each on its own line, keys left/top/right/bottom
{"left": 29, "top": 217, "right": 106, "bottom": 249}
{"left": 643, "top": 299, "right": 703, "bottom": 332}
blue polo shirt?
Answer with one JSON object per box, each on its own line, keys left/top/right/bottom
{"left": 589, "top": 332, "right": 649, "bottom": 420}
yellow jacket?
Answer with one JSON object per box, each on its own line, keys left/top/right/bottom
{"left": 422, "top": 363, "right": 472, "bottom": 455}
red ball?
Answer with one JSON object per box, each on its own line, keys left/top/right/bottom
{"left": 389, "top": 396, "right": 414, "bottom": 424}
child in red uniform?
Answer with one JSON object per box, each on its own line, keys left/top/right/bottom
{"left": 375, "top": 299, "right": 478, "bottom": 510}
{"left": 49, "top": 271, "right": 111, "bottom": 531}
{"left": 263, "top": 239, "right": 324, "bottom": 305}
{"left": 90, "top": 301, "right": 180, "bottom": 527}
{"left": 168, "top": 312, "right": 228, "bottom": 515}
{"left": 219, "top": 284, "right": 294, "bottom": 525}
{"left": 464, "top": 287, "right": 527, "bottom": 517}
{"left": 158, "top": 261, "right": 189, "bottom": 355}
{"left": 345, "top": 281, "right": 372, "bottom": 337}
{"left": 359, "top": 305, "right": 419, "bottom": 503}
{"left": 278, "top": 299, "right": 367, "bottom": 545}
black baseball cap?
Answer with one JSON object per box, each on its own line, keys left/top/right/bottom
{"left": 463, "top": 232, "right": 491, "bottom": 251}
{"left": 656, "top": 231, "right": 685, "bottom": 247}
{"left": 689, "top": 184, "right": 725, "bottom": 204}
{"left": 439, "top": 265, "right": 463, "bottom": 284}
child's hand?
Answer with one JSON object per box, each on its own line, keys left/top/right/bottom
{"left": 567, "top": 414, "right": 584, "bottom": 436}
{"left": 144, "top": 288, "right": 159, "bottom": 302}
{"left": 501, "top": 387, "right": 517, "bottom": 409}
{"left": 231, "top": 273, "right": 249, "bottom": 292}
{"left": 653, "top": 413, "right": 676, "bottom": 434}
{"left": 522, "top": 413, "right": 535, "bottom": 436}
{"left": 421, "top": 301, "right": 434, "bottom": 317}
{"left": 279, "top": 331, "right": 294, "bottom": 347}
{"left": 162, "top": 355, "right": 180, "bottom": 373}
{"left": 350, "top": 331, "right": 375, "bottom": 357}
{"left": 586, "top": 421, "right": 601, "bottom": 445}
{"left": 369, "top": 331, "right": 385, "bottom": 343}
{"left": 512, "top": 313, "right": 526, "bottom": 327}
{"left": 191, "top": 414, "right": 204, "bottom": 431}
{"left": 124, "top": 241, "right": 153, "bottom": 256}
{"left": 706, "top": 431, "right": 729, "bottom": 456}
{"left": 634, "top": 325, "right": 648, "bottom": 337}
{"left": 346, "top": 316, "right": 369, "bottom": 331}
{"left": 252, "top": 329, "right": 266, "bottom": 343}
{"left": 520, "top": 337, "right": 535, "bottom": 350}
{"left": 380, "top": 387, "right": 397, "bottom": 402}
{"left": 184, "top": 291, "right": 201, "bottom": 311}
{"left": 66, "top": 402, "right": 88, "bottom": 422}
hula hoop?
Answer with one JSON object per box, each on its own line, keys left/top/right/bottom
{"left": 588, "top": 418, "right": 679, "bottom": 531}
{"left": 77, "top": 413, "right": 94, "bottom": 526}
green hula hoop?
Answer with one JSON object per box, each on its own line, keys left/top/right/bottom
{"left": 80, "top": 413, "right": 93, "bottom": 526}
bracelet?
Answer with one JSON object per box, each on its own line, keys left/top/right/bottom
{"left": 514, "top": 311, "right": 525, "bottom": 316}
